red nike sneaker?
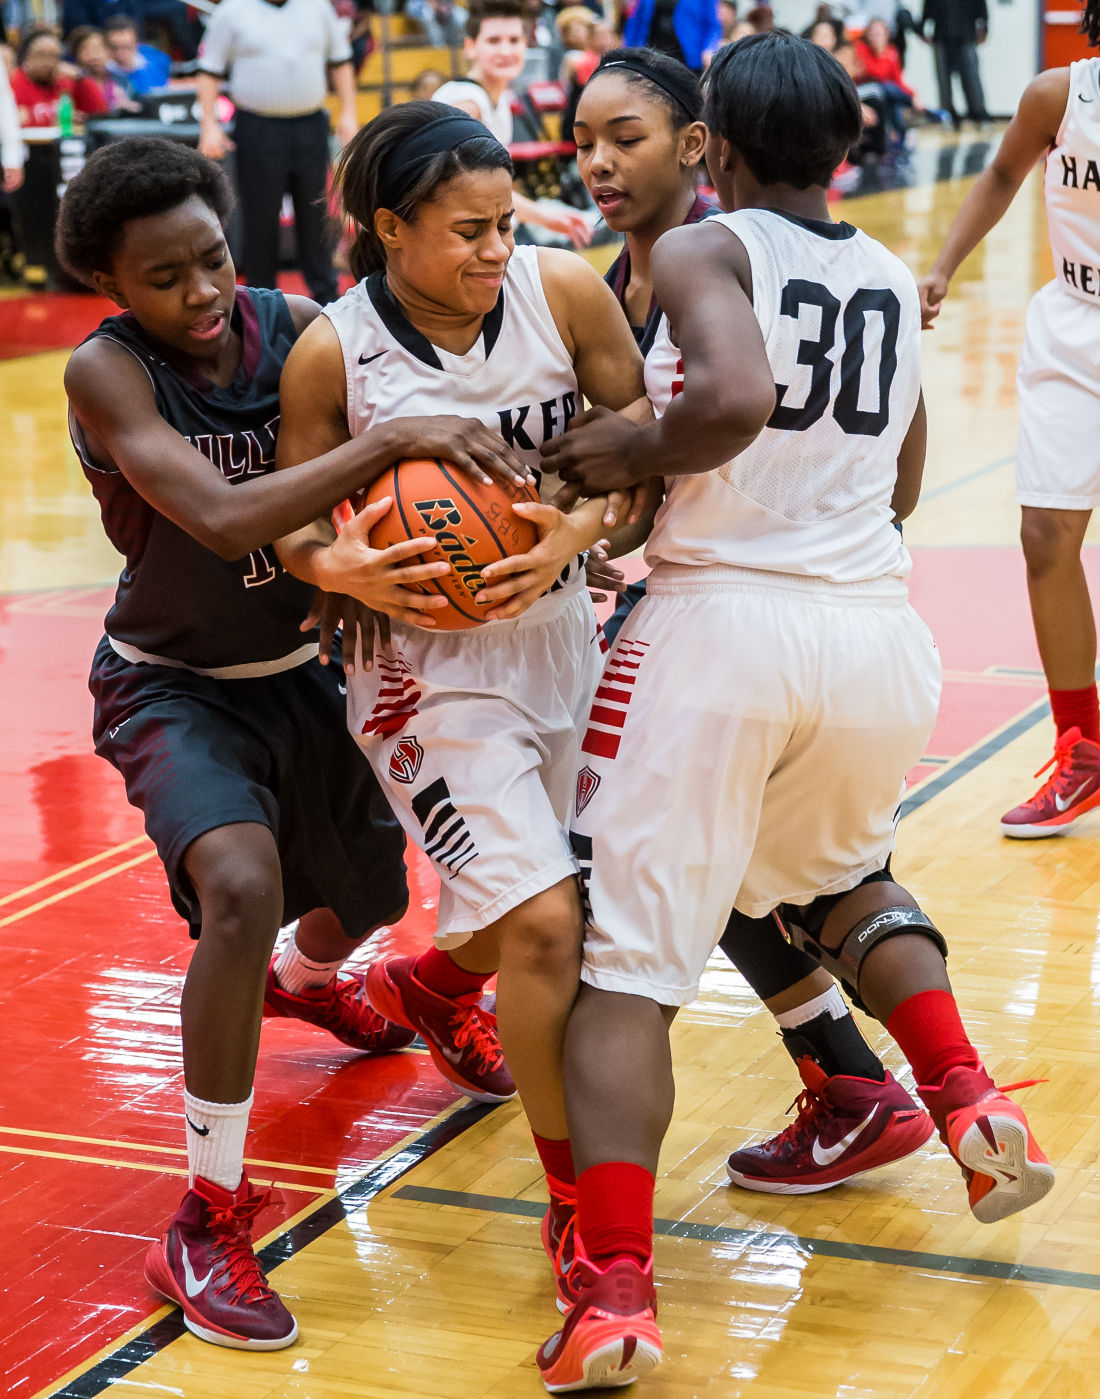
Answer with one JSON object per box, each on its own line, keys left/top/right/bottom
{"left": 919, "top": 1065, "right": 1054, "bottom": 1223}
{"left": 537, "top": 1254, "right": 661, "bottom": 1392}
{"left": 541, "top": 1183, "right": 579, "bottom": 1313}
{"left": 1000, "top": 726, "right": 1100, "bottom": 838}
{"left": 264, "top": 963, "right": 416, "bottom": 1054}
{"left": 144, "top": 1175, "right": 297, "bottom": 1350}
{"left": 726, "top": 1058, "right": 935, "bottom": 1194}
{"left": 365, "top": 954, "right": 516, "bottom": 1102}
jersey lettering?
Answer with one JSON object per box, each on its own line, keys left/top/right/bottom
{"left": 498, "top": 392, "right": 576, "bottom": 452}
{"left": 243, "top": 544, "right": 279, "bottom": 588}
{"left": 769, "top": 279, "right": 900, "bottom": 439}
{"left": 1061, "top": 154, "right": 1100, "bottom": 191}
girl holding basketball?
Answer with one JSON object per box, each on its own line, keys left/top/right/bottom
{"left": 273, "top": 102, "right": 645, "bottom": 1290}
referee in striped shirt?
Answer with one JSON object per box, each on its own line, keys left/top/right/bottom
{"left": 196, "top": 0, "right": 359, "bottom": 304}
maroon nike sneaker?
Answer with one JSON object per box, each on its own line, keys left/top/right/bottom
{"left": 263, "top": 963, "right": 416, "bottom": 1054}
{"left": 537, "top": 1254, "right": 662, "bottom": 1392}
{"left": 365, "top": 954, "right": 516, "bottom": 1102}
{"left": 726, "top": 1058, "right": 934, "bottom": 1194}
{"left": 541, "top": 1180, "right": 579, "bottom": 1313}
{"left": 144, "top": 1175, "right": 297, "bottom": 1350}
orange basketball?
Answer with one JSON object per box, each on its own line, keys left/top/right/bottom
{"left": 364, "top": 458, "right": 540, "bottom": 630}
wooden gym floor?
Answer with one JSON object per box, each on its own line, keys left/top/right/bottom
{"left": 5, "top": 130, "right": 1100, "bottom": 1398}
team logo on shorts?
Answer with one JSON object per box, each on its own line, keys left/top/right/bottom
{"left": 575, "top": 765, "right": 601, "bottom": 817}
{"left": 389, "top": 736, "right": 424, "bottom": 784}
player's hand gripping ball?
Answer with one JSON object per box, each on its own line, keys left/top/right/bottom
{"left": 363, "top": 459, "right": 540, "bottom": 629}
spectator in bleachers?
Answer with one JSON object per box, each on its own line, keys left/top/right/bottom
{"left": 410, "top": 66, "right": 446, "bottom": 99}
{"left": 557, "top": 5, "right": 599, "bottom": 133}
{"left": 0, "top": 57, "right": 24, "bottom": 192}
{"left": 68, "top": 25, "right": 138, "bottom": 109}
{"left": 853, "top": 16, "right": 924, "bottom": 140}
{"left": 11, "top": 27, "right": 109, "bottom": 126}
{"left": 435, "top": 0, "right": 592, "bottom": 243}
{"left": 407, "top": 0, "right": 467, "bottom": 48}
{"left": 621, "top": 0, "right": 719, "bottom": 72}
{"left": 834, "top": 36, "right": 886, "bottom": 160}
{"left": 104, "top": 16, "right": 170, "bottom": 94}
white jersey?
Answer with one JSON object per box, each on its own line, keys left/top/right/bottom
{"left": 1044, "top": 58, "right": 1100, "bottom": 304}
{"left": 435, "top": 80, "right": 514, "bottom": 145}
{"left": 644, "top": 208, "right": 921, "bottom": 584}
{"left": 324, "top": 244, "right": 583, "bottom": 594}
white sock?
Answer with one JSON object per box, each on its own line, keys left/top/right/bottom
{"left": 775, "top": 984, "right": 848, "bottom": 1031}
{"left": 273, "top": 937, "right": 345, "bottom": 995}
{"left": 184, "top": 1089, "right": 253, "bottom": 1191}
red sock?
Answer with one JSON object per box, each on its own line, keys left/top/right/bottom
{"left": 413, "top": 946, "right": 492, "bottom": 998}
{"left": 577, "top": 1161, "right": 653, "bottom": 1267}
{"left": 533, "top": 1134, "right": 575, "bottom": 1193}
{"left": 1050, "top": 685, "right": 1100, "bottom": 743}
{"left": 886, "top": 989, "right": 981, "bottom": 1089}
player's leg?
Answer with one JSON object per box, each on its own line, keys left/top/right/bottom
{"left": 286, "top": 110, "right": 339, "bottom": 306}
{"left": 145, "top": 820, "right": 299, "bottom": 1350}
{"left": 779, "top": 877, "right": 1055, "bottom": 1223}
{"left": 1003, "top": 289, "right": 1100, "bottom": 836}
{"left": 719, "top": 903, "right": 933, "bottom": 1194}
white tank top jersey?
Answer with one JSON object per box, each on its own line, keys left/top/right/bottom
{"left": 1044, "top": 57, "right": 1100, "bottom": 304}
{"left": 434, "top": 80, "right": 514, "bottom": 145}
{"left": 644, "top": 208, "right": 921, "bottom": 584}
{"left": 325, "top": 245, "right": 584, "bottom": 593}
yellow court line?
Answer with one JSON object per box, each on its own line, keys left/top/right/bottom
{"left": 0, "top": 834, "right": 151, "bottom": 908}
{"left": 0, "top": 1126, "right": 338, "bottom": 1177}
{"left": 0, "top": 1142, "right": 327, "bottom": 1194}
{"left": 0, "top": 850, "right": 158, "bottom": 928}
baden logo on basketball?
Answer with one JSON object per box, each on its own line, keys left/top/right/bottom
{"left": 413, "top": 498, "right": 486, "bottom": 600}
{"left": 389, "top": 736, "right": 424, "bottom": 784}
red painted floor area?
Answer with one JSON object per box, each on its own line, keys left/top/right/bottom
{"left": 0, "top": 543, "right": 1072, "bottom": 1399}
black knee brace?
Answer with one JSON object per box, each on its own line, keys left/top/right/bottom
{"left": 775, "top": 899, "right": 948, "bottom": 1014}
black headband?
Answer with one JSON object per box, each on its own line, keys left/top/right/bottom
{"left": 377, "top": 112, "right": 509, "bottom": 208}
{"left": 595, "top": 59, "right": 699, "bottom": 122}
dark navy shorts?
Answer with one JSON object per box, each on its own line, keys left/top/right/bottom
{"left": 90, "top": 636, "right": 408, "bottom": 939}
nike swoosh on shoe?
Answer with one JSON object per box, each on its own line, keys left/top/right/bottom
{"left": 181, "top": 1247, "right": 213, "bottom": 1298}
{"left": 811, "top": 1107, "right": 879, "bottom": 1167}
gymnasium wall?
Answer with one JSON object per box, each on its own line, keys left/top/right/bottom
{"left": 770, "top": 0, "right": 1043, "bottom": 116}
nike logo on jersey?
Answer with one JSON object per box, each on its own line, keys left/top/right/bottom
{"left": 181, "top": 1246, "right": 214, "bottom": 1298}
{"left": 811, "top": 1107, "right": 878, "bottom": 1166}
{"left": 1080, "top": 93, "right": 1094, "bottom": 102}
{"left": 185, "top": 1115, "right": 211, "bottom": 1137}
{"left": 358, "top": 351, "right": 386, "bottom": 366}
{"left": 1054, "top": 780, "right": 1093, "bottom": 813}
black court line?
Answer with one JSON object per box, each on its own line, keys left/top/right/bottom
{"left": 49, "top": 1101, "right": 495, "bottom": 1399}
{"left": 900, "top": 697, "right": 1050, "bottom": 819}
{"left": 395, "top": 1184, "right": 1100, "bottom": 1294}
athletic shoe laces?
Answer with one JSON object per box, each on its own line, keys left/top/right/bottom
{"left": 447, "top": 1003, "right": 504, "bottom": 1074}
{"left": 1030, "top": 730, "right": 1088, "bottom": 793}
{"left": 766, "top": 1086, "right": 832, "bottom": 1155}
{"left": 206, "top": 1193, "right": 276, "bottom": 1305}
{"left": 329, "top": 979, "right": 383, "bottom": 1038}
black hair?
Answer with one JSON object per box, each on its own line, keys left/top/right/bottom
{"left": 1084, "top": 0, "right": 1100, "bottom": 48}
{"left": 104, "top": 14, "right": 138, "bottom": 33}
{"left": 17, "top": 26, "right": 60, "bottom": 66}
{"left": 55, "top": 137, "right": 234, "bottom": 285}
{"left": 588, "top": 47, "right": 703, "bottom": 126}
{"left": 704, "top": 31, "right": 861, "bottom": 189}
{"left": 465, "top": 0, "right": 525, "bottom": 41}
{"left": 335, "top": 102, "right": 513, "bottom": 281}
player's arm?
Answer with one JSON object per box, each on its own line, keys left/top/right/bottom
{"left": 542, "top": 221, "right": 776, "bottom": 494}
{"left": 64, "top": 337, "right": 426, "bottom": 561}
{"left": 892, "top": 388, "right": 927, "bottom": 523}
{"left": 920, "top": 68, "right": 1069, "bottom": 326}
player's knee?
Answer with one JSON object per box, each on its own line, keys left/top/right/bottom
{"left": 192, "top": 855, "right": 283, "bottom": 957}
{"left": 497, "top": 883, "right": 583, "bottom": 986}
{"left": 1020, "top": 509, "right": 1083, "bottom": 576}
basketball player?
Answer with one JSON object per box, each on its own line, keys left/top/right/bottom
{"left": 577, "top": 45, "right": 934, "bottom": 1194}
{"left": 435, "top": 0, "right": 592, "bottom": 247}
{"left": 537, "top": 35, "right": 1053, "bottom": 1388}
{"left": 56, "top": 138, "right": 526, "bottom": 1351}
{"left": 273, "top": 102, "right": 646, "bottom": 1310}
{"left": 920, "top": 3, "right": 1100, "bottom": 839}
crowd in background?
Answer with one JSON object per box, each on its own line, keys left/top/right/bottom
{"left": 0, "top": 0, "right": 993, "bottom": 283}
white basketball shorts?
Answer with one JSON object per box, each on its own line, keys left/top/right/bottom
{"left": 346, "top": 578, "right": 604, "bottom": 946}
{"left": 572, "top": 566, "right": 942, "bottom": 1006}
{"left": 1017, "top": 280, "right": 1100, "bottom": 510}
